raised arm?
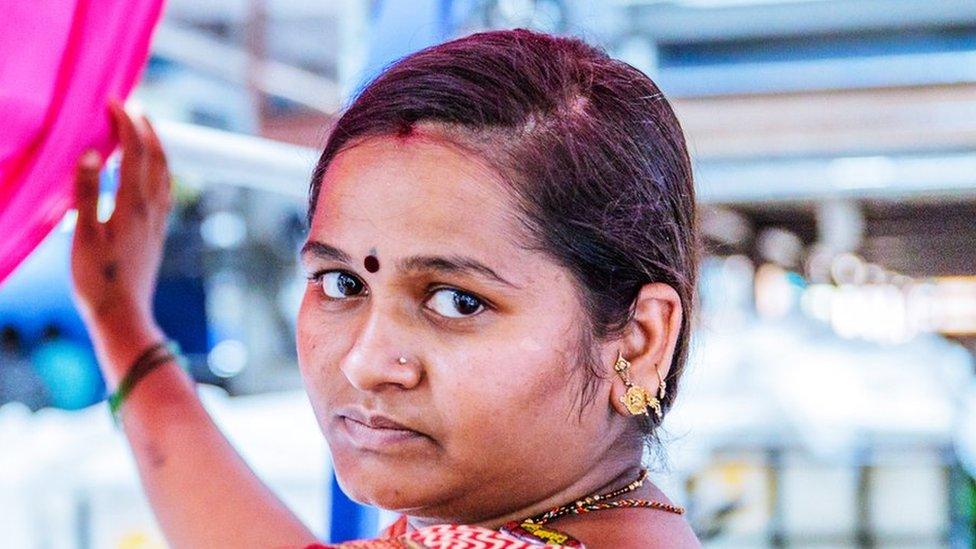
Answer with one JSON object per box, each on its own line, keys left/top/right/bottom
{"left": 70, "top": 100, "right": 318, "bottom": 548}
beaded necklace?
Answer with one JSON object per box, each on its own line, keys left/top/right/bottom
{"left": 498, "top": 468, "right": 684, "bottom": 546}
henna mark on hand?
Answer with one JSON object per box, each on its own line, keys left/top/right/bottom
{"left": 145, "top": 441, "right": 167, "bottom": 468}
{"left": 102, "top": 261, "right": 118, "bottom": 282}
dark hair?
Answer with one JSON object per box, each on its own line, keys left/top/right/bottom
{"left": 308, "top": 29, "right": 698, "bottom": 435}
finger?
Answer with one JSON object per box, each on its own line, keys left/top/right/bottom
{"left": 74, "top": 150, "right": 102, "bottom": 235}
{"left": 108, "top": 100, "right": 149, "bottom": 203}
{"left": 137, "top": 114, "right": 172, "bottom": 203}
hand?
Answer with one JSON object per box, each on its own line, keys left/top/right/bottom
{"left": 70, "top": 100, "right": 173, "bottom": 330}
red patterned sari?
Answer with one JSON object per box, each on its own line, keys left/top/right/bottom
{"left": 305, "top": 515, "right": 585, "bottom": 548}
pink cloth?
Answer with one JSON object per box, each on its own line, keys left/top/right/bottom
{"left": 0, "top": 0, "right": 165, "bottom": 285}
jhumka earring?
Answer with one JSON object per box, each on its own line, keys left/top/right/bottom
{"left": 613, "top": 351, "right": 662, "bottom": 419}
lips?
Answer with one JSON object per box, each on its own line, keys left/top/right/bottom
{"left": 334, "top": 407, "right": 430, "bottom": 451}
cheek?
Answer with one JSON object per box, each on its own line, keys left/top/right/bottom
{"left": 295, "top": 293, "right": 318, "bottom": 376}
{"left": 445, "top": 290, "right": 589, "bottom": 428}
{"left": 436, "top": 330, "right": 583, "bottom": 451}
{"left": 296, "top": 292, "right": 350, "bottom": 396}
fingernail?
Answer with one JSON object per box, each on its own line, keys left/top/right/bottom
{"left": 81, "top": 149, "right": 101, "bottom": 169}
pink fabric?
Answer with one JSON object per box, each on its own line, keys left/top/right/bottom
{"left": 0, "top": 0, "right": 165, "bottom": 285}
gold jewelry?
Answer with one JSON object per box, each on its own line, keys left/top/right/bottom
{"left": 531, "top": 469, "right": 683, "bottom": 522}
{"left": 613, "top": 351, "right": 661, "bottom": 419}
{"left": 658, "top": 378, "right": 667, "bottom": 400}
{"left": 499, "top": 468, "right": 683, "bottom": 544}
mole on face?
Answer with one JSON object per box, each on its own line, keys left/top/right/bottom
{"left": 364, "top": 247, "right": 380, "bottom": 273}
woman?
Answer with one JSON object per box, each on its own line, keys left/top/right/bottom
{"left": 70, "top": 29, "right": 700, "bottom": 548}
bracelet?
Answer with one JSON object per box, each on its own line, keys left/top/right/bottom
{"left": 108, "top": 339, "right": 186, "bottom": 423}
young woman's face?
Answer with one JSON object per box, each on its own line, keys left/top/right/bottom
{"left": 296, "top": 136, "right": 626, "bottom": 522}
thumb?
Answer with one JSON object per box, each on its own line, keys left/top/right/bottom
{"left": 75, "top": 149, "right": 102, "bottom": 235}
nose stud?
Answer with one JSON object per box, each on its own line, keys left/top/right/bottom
{"left": 397, "top": 356, "right": 408, "bottom": 365}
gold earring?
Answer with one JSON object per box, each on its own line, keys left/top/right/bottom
{"left": 613, "top": 351, "right": 661, "bottom": 419}
{"left": 653, "top": 371, "right": 667, "bottom": 420}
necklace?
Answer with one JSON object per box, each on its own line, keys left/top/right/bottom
{"left": 498, "top": 468, "right": 684, "bottom": 546}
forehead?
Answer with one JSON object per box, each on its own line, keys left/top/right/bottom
{"left": 310, "top": 135, "right": 522, "bottom": 256}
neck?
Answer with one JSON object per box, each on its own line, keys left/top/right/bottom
{"left": 405, "top": 459, "right": 646, "bottom": 531}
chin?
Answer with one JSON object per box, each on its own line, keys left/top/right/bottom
{"left": 332, "top": 453, "right": 446, "bottom": 512}
{"left": 322, "top": 414, "right": 462, "bottom": 514}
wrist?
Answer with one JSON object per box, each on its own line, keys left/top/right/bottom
{"left": 109, "top": 340, "right": 184, "bottom": 423}
{"left": 81, "top": 296, "right": 155, "bottom": 331}
{"left": 89, "top": 316, "right": 167, "bottom": 389}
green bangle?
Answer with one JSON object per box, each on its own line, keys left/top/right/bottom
{"left": 109, "top": 340, "right": 185, "bottom": 423}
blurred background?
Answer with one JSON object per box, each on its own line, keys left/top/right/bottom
{"left": 2, "top": 0, "right": 976, "bottom": 547}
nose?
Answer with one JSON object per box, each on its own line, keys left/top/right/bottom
{"left": 339, "top": 304, "right": 423, "bottom": 392}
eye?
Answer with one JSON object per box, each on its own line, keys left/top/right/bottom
{"left": 425, "top": 288, "right": 486, "bottom": 318}
{"left": 313, "top": 271, "right": 367, "bottom": 299}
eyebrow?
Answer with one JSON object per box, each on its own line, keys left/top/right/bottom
{"left": 300, "top": 241, "right": 352, "bottom": 264}
{"left": 299, "top": 240, "right": 519, "bottom": 289}
{"left": 397, "top": 255, "right": 519, "bottom": 289}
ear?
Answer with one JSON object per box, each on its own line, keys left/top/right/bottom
{"left": 607, "top": 283, "right": 683, "bottom": 418}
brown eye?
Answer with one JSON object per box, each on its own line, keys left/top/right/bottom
{"left": 319, "top": 271, "right": 367, "bottom": 298}
{"left": 426, "top": 288, "right": 485, "bottom": 318}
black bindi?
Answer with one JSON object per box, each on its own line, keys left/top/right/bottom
{"left": 364, "top": 248, "right": 380, "bottom": 273}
